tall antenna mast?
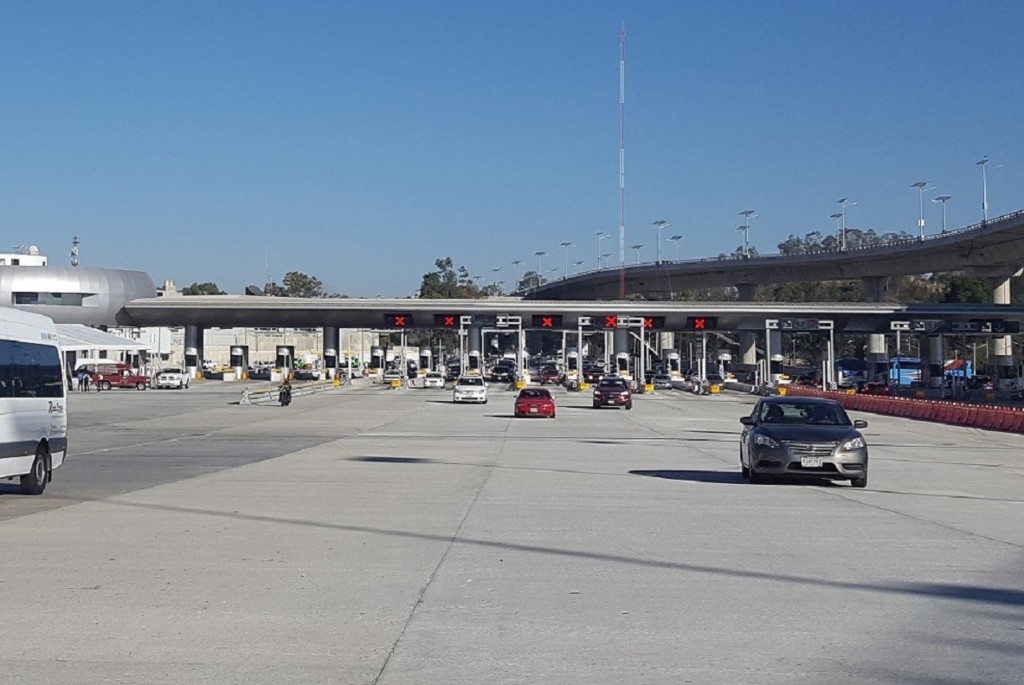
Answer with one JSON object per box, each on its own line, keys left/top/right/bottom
{"left": 618, "top": 23, "right": 626, "bottom": 299}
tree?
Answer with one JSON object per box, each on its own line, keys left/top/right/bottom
{"left": 282, "top": 271, "right": 324, "bottom": 298}
{"left": 418, "top": 258, "right": 485, "bottom": 299}
{"left": 181, "top": 282, "right": 225, "bottom": 295}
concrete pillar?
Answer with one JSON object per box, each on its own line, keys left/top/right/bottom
{"left": 739, "top": 331, "right": 757, "bottom": 368}
{"left": 184, "top": 325, "right": 204, "bottom": 380}
{"left": 658, "top": 332, "right": 675, "bottom": 355}
{"left": 867, "top": 333, "right": 888, "bottom": 381}
{"left": 613, "top": 327, "right": 629, "bottom": 355}
{"left": 992, "top": 277, "right": 1014, "bottom": 374}
{"left": 323, "top": 326, "right": 339, "bottom": 379}
{"left": 736, "top": 283, "right": 757, "bottom": 301}
{"left": 862, "top": 276, "right": 888, "bottom": 302}
{"left": 467, "top": 325, "right": 482, "bottom": 371}
{"left": 928, "top": 335, "right": 944, "bottom": 389}
{"left": 768, "top": 330, "right": 783, "bottom": 378}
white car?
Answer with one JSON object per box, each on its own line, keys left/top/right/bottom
{"left": 153, "top": 367, "right": 190, "bottom": 389}
{"left": 423, "top": 372, "right": 445, "bottom": 388}
{"left": 453, "top": 376, "right": 488, "bottom": 404}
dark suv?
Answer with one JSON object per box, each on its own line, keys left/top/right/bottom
{"left": 592, "top": 376, "right": 632, "bottom": 410}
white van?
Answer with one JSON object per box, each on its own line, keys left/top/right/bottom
{"left": 0, "top": 308, "right": 68, "bottom": 494}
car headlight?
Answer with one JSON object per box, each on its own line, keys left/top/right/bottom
{"left": 841, "top": 436, "right": 866, "bottom": 451}
{"left": 754, "top": 434, "right": 780, "bottom": 449}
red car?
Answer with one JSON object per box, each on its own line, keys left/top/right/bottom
{"left": 538, "top": 367, "right": 560, "bottom": 385}
{"left": 514, "top": 387, "right": 556, "bottom": 418}
{"left": 859, "top": 382, "right": 890, "bottom": 396}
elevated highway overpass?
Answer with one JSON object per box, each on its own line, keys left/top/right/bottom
{"left": 521, "top": 210, "right": 1024, "bottom": 301}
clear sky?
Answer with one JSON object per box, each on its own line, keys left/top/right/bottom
{"left": 2, "top": 1, "right": 1023, "bottom": 297}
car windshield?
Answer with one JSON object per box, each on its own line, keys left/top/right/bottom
{"left": 426, "top": 373, "right": 442, "bottom": 378}
{"left": 458, "top": 377, "right": 484, "bottom": 386}
{"left": 758, "top": 401, "right": 850, "bottom": 426}
{"left": 518, "top": 389, "right": 550, "bottom": 399}
{"left": 162, "top": 368, "right": 182, "bottom": 374}
{"left": 599, "top": 379, "right": 627, "bottom": 389}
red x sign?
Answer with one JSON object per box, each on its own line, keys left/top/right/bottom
{"left": 692, "top": 317, "right": 706, "bottom": 330}
{"left": 394, "top": 316, "right": 407, "bottom": 327}
{"left": 643, "top": 317, "right": 654, "bottom": 328}
{"left": 604, "top": 315, "right": 618, "bottom": 328}
{"left": 541, "top": 316, "right": 554, "bottom": 328}
{"left": 444, "top": 316, "right": 455, "bottom": 327}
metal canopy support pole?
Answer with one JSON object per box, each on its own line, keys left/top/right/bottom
{"left": 701, "top": 331, "right": 708, "bottom": 380}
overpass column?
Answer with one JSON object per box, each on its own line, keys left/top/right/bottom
{"left": 740, "top": 332, "right": 757, "bottom": 371}
{"left": 736, "top": 283, "right": 757, "bottom": 301}
{"left": 922, "top": 335, "right": 945, "bottom": 389}
{"left": 467, "top": 325, "right": 483, "bottom": 372}
{"left": 992, "top": 277, "right": 1014, "bottom": 378}
{"left": 323, "top": 326, "right": 339, "bottom": 379}
{"left": 768, "top": 330, "right": 783, "bottom": 380}
{"left": 863, "top": 276, "right": 890, "bottom": 380}
{"left": 184, "top": 325, "right": 205, "bottom": 380}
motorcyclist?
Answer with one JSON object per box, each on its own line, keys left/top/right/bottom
{"left": 279, "top": 378, "right": 293, "bottom": 406}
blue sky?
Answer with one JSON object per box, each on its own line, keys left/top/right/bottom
{"left": 2, "top": 1, "right": 1023, "bottom": 297}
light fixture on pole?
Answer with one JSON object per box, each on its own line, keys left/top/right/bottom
{"left": 976, "top": 157, "right": 991, "bottom": 222}
{"left": 511, "top": 260, "right": 523, "bottom": 289}
{"left": 595, "top": 231, "right": 608, "bottom": 269}
{"left": 630, "top": 244, "right": 644, "bottom": 264}
{"left": 933, "top": 195, "right": 952, "bottom": 232}
{"left": 573, "top": 260, "right": 585, "bottom": 274}
{"left": 910, "top": 182, "right": 934, "bottom": 239}
{"left": 837, "top": 198, "right": 856, "bottom": 250}
{"left": 600, "top": 252, "right": 611, "bottom": 268}
{"left": 534, "top": 251, "right": 546, "bottom": 275}
{"left": 668, "top": 234, "right": 682, "bottom": 260}
{"left": 738, "top": 210, "right": 756, "bottom": 258}
{"left": 651, "top": 220, "right": 668, "bottom": 263}
{"left": 829, "top": 213, "right": 843, "bottom": 247}
{"left": 560, "top": 241, "right": 573, "bottom": 279}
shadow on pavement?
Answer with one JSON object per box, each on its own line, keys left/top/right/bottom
{"left": 630, "top": 469, "right": 744, "bottom": 484}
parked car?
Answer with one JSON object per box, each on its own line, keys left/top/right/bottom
{"left": 592, "top": 376, "right": 632, "bottom": 410}
{"left": 153, "top": 367, "right": 190, "bottom": 389}
{"left": 739, "top": 397, "right": 869, "bottom": 487}
{"left": 859, "top": 382, "right": 890, "bottom": 396}
{"left": 382, "top": 369, "right": 405, "bottom": 384}
{"left": 453, "top": 376, "right": 488, "bottom": 404}
{"left": 514, "top": 387, "right": 556, "bottom": 418}
{"left": 423, "top": 372, "right": 445, "bottom": 388}
{"left": 489, "top": 363, "right": 516, "bottom": 383}
{"left": 651, "top": 374, "right": 673, "bottom": 389}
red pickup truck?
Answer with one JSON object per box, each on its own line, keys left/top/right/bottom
{"left": 80, "top": 363, "right": 150, "bottom": 390}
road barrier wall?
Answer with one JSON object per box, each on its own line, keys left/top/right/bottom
{"left": 782, "top": 386, "right": 1024, "bottom": 434}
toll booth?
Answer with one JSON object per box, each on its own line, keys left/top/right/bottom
{"left": 185, "top": 346, "right": 199, "bottom": 380}
{"left": 419, "top": 347, "right": 432, "bottom": 374}
{"left": 769, "top": 353, "right": 784, "bottom": 383}
{"left": 468, "top": 350, "right": 482, "bottom": 373}
{"left": 615, "top": 352, "right": 631, "bottom": 378}
{"left": 274, "top": 345, "right": 295, "bottom": 381}
{"left": 230, "top": 346, "right": 249, "bottom": 380}
{"left": 566, "top": 347, "right": 579, "bottom": 374}
{"left": 718, "top": 351, "right": 733, "bottom": 377}
{"left": 664, "top": 350, "right": 682, "bottom": 377}
{"left": 323, "top": 347, "right": 338, "bottom": 379}
{"left": 370, "top": 346, "right": 385, "bottom": 374}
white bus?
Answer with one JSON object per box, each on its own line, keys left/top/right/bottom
{"left": 0, "top": 308, "right": 68, "bottom": 495}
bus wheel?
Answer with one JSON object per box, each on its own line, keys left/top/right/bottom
{"left": 20, "top": 444, "right": 49, "bottom": 495}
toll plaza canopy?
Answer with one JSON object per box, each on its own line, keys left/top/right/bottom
{"left": 117, "top": 296, "right": 1024, "bottom": 334}
{"left": 56, "top": 323, "right": 151, "bottom": 353}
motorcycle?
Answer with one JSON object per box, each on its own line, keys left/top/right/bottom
{"left": 279, "top": 384, "right": 292, "bottom": 406}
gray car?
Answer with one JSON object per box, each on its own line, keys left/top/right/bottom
{"left": 739, "top": 397, "right": 869, "bottom": 487}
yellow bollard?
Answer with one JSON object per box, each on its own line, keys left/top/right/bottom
{"left": 644, "top": 383, "right": 655, "bottom": 393}
{"left": 709, "top": 384, "right": 721, "bottom": 394}
{"left": 777, "top": 386, "right": 787, "bottom": 396}
{"left": 579, "top": 382, "right": 590, "bottom": 391}
{"left": 390, "top": 379, "right": 401, "bottom": 389}
{"left": 515, "top": 380, "right": 527, "bottom": 390}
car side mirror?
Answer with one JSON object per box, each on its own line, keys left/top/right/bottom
{"left": 739, "top": 416, "right": 754, "bottom": 426}
{"left": 853, "top": 419, "right": 868, "bottom": 428}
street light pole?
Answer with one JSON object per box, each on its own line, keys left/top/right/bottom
{"left": 534, "top": 251, "right": 546, "bottom": 277}
{"left": 560, "top": 241, "right": 573, "bottom": 279}
{"left": 738, "top": 210, "right": 756, "bottom": 258}
{"left": 595, "top": 231, "right": 608, "bottom": 269}
{"left": 668, "top": 234, "right": 682, "bottom": 260}
{"left": 829, "top": 213, "right": 843, "bottom": 247}
{"left": 652, "top": 220, "right": 668, "bottom": 263}
{"left": 911, "top": 181, "right": 934, "bottom": 239}
{"left": 837, "top": 198, "right": 856, "bottom": 250}
{"left": 977, "top": 157, "right": 990, "bottom": 222}
{"left": 933, "top": 195, "right": 952, "bottom": 232}
{"left": 630, "top": 244, "right": 643, "bottom": 264}
{"left": 511, "top": 260, "right": 522, "bottom": 289}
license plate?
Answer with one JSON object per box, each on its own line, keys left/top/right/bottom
{"left": 801, "top": 456, "right": 823, "bottom": 468}
{"left": 607, "top": 400, "right": 615, "bottom": 405}
{"left": 530, "top": 407, "right": 538, "bottom": 413}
